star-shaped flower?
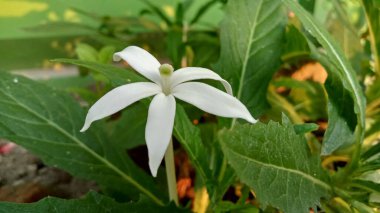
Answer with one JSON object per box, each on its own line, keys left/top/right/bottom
{"left": 80, "top": 46, "right": 257, "bottom": 176}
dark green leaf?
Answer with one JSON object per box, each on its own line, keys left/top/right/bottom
{"left": 352, "top": 179, "right": 380, "bottom": 194}
{"left": 298, "top": 0, "right": 315, "bottom": 13}
{"left": 311, "top": 47, "right": 356, "bottom": 155}
{"left": 283, "top": 0, "right": 366, "bottom": 154}
{"left": 216, "top": 0, "right": 287, "bottom": 117}
{"left": 219, "top": 121, "right": 331, "bottom": 213}
{"left": 281, "top": 25, "right": 310, "bottom": 62}
{"left": 0, "top": 191, "right": 186, "bottom": 213}
{"left": 362, "top": 142, "right": 380, "bottom": 161}
{"left": 0, "top": 72, "right": 164, "bottom": 205}
{"left": 108, "top": 103, "right": 148, "bottom": 149}
{"left": 173, "top": 106, "right": 212, "bottom": 183}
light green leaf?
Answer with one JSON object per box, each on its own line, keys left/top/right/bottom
{"left": 98, "top": 46, "right": 116, "bottom": 64}
{"left": 216, "top": 0, "right": 287, "bottom": 117}
{"left": 219, "top": 121, "right": 331, "bottom": 213}
{"left": 0, "top": 191, "right": 186, "bottom": 213}
{"left": 283, "top": 0, "right": 366, "bottom": 154}
{"left": 75, "top": 43, "right": 98, "bottom": 62}
{"left": 0, "top": 72, "right": 164, "bottom": 205}
{"left": 52, "top": 58, "right": 145, "bottom": 86}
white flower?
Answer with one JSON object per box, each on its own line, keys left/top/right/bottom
{"left": 80, "top": 46, "right": 257, "bottom": 177}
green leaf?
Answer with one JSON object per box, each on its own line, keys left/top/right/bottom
{"left": 361, "top": 0, "right": 380, "bottom": 74}
{"left": 108, "top": 102, "right": 148, "bottom": 150}
{"left": 216, "top": 0, "right": 287, "bottom": 117}
{"left": 362, "top": 142, "right": 380, "bottom": 161}
{"left": 0, "top": 191, "right": 186, "bottom": 213}
{"left": 294, "top": 123, "right": 319, "bottom": 134}
{"left": 0, "top": 72, "right": 164, "bottom": 205}
{"left": 351, "top": 179, "right": 380, "bottom": 194}
{"left": 75, "top": 43, "right": 98, "bottom": 62}
{"left": 173, "top": 106, "right": 212, "bottom": 183}
{"left": 299, "top": 0, "right": 316, "bottom": 13}
{"left": 219, "top": 121, "right": 331, "bottom": 212}
{"left": 52, "top": 59, "right": 145, "bottom": 86}
{"left": 98, "top": 46, "right": 116, "bottom": 64}
{"left": 283, "top": 0, "right": 366, "bottom": 154}
{"left": 281, "top": 25, "right": 311, "bottom": 62}
{"left": 311, "top": 46, "right": 356, "bottom": 155}
{"left": 190, "top": 0, "right": 219, "bottom": 25}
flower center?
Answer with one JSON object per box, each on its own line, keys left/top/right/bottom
{"left": 159, "top": 64, "right": 174, "bottom": 95}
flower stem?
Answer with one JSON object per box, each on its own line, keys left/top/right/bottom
{"left": 165, "top": 139, "right": 178, "bottom": 205}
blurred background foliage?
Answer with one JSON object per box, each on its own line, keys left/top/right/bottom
{"left": 0, "top": 0, "right": 224, "bottom": 70}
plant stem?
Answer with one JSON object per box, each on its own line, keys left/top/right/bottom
{"left": 165, "top": 139, "right": 178, "bottom": 205}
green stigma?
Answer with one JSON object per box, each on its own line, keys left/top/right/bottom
{"left": 159, "top": 64, "right": 174, "bottom": 76}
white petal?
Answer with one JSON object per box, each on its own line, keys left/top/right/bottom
{"left": 81, "top": 82, "right": 161, "bottom": 132}
{"left": 171, "top": 67, "right": 233, "bottom": 95}
{"left": 113, "top": 46, "right": 161, "bottom": 84}
{"left": 173, "top": 82, "right": 256, "bottom": 123}
{"left": 145, "top": 94, "right": 176, "bottom": 177}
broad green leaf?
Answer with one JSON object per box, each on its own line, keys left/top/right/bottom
{"left": 361, "top": 0, "right": 380, "bottom": 74}
{"left": 219, "top": 121, "right": 331, "bottom": 213}
{"left": 283, "top": 0, "right": 366, "bottom": 154}
{"left": 0, "top": 191, "right": 186, "bottom": 213}
{"left": 0, "top": 72, "right": 164, "bottom": 205}
{"left": 216, "top": 0, "right": 287, "bottom": 117}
